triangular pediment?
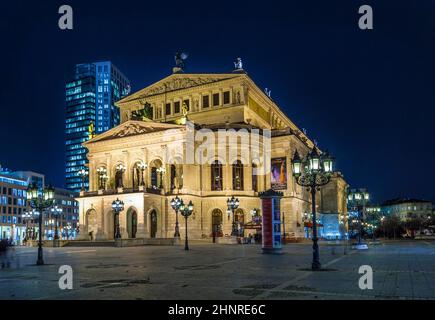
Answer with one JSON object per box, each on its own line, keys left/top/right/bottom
{"left": 118, "top": 73, "right": 242, "bottom": 104}
{"left": 84, "top": 120, "right": 184, "bottom": 144}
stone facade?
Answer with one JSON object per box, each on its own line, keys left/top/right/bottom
{"left": 77, "top": 70, "right": 347, "bottom": 241}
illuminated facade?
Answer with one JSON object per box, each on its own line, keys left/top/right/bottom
{"left": 65, "top": 62, "right": 131, "bottom": 192}
{"left": 77, "top": 62, "right": 347, "bottom": 242}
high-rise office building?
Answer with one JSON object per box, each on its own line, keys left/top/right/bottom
{"left": 65, "top": 62, "right": 131, "bottom": 192}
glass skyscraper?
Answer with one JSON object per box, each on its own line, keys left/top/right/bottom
{"left": 65, "top": 62, "right": 131, "bottom": 192}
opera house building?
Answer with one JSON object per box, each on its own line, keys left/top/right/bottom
{"left": 77, "top": 61, "right": 347, "bottom": 242}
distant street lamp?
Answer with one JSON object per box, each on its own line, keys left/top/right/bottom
{"left": 116, "top": 164, "right": 126, "bottom": 188}
{"left": 65, "top": 223, "right": 71, "bottom": 240}
{"left": 78, "top": 169, "right": 89, "bottom": 191}
{"left": 170, "top": 196, "right": 182, "bottom": 238}
{"left": 179, "top": 199, "right": 194, "bottom": 250}
{"left": 27, "top": 183, "right": 55, "bottom": 265}
{"left": 292, "top": 146, "right": 334, "bottom": 271}
{"left": 50, "top": 205, "right": 63, "bottom": 245}
{"left": 227, "top": 196, "right": 240, "bottom": 237}
{"left": 112, "top": 198, "right": 124, "bottom": 239}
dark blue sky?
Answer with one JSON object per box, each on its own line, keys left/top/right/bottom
{"left": 1, "top": 0, "right": 434, "bottom": 203}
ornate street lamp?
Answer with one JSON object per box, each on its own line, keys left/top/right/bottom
{"left": 156, "top": 166, "right": 166, "bottom": 189}
{"left": 291, "top": 146, "right": 334, "bottom": 271}
{"left": 111, "top": 198, "right": 124, "bottom": 239}
{"left": 227, "top": 196, "right": 240, "bottom": 237}
{"left": 116, "top": 164, "right": 126, "bottom": 188}
{"left": 50, "top": 205, "right": 63, "bottom": 245}
{"left": 27, "top": 183, "right": 55, "bottom": 265}
{"left": 170, "top": 196, "right": 182, "bottom": 238}
{"left": 78, "top": 169, "right": 89, "bottom": 191}
{"left": 137, "top": 162, "right": 148, "bottom": 187}
{"left": 179, "top": 199, "right": 194, "bottom": 250}
{"left": 97, "top": 167, "right": 107, "bottom": 190}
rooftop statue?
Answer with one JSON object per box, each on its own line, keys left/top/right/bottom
{"left": 174, "top": 52, "right": 189, "bottom": 72}
{"left": 234, "top": 57, "right": 243, "bottom": 70}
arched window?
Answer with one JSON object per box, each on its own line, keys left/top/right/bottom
{"left": 132, "top": 163, "right": 141, "bottom": 188}
{"left": 252, "top": 163, "right": 258, "bottom": 192}
{"left": 115, "top": 164, "right": 126, "bottom": 189}
{"left": 232, "top": 160, "right": 244, "bottom": 190}
{"left": 211, "top": 160, "right": 223, "bottom": 191}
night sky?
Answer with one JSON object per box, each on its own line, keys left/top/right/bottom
{"left": 1, "top": 0, "right": 434, "bottom": 203}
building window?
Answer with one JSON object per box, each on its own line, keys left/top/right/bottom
{"left": 165, "top": 103, "right": 171, "bottom": 115}
{"left": 202, "top": 95, "right": 210, "bottom": 108}
{"left": 223, "top": 91, "right": 230, "bottom": 104}
{"left": 211, "top": 160, "right": 223, "bottom": 191}
{"left": 252, "top": 163, "right": 258, "bottom": 192}
{"left": 232, "top": 160, "right": 244, "bottom": 190}
{"left": 174, "top": 101, "right": 180, "bottom": 114}
{"left": 212, "top": 93, "right": 220, "bottom": 106}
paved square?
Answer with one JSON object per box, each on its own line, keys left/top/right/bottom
{"left": 1, "top": 240, "right": 435, "bottom": 300}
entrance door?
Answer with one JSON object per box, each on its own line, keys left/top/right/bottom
{"left": 212, "top": 209, "right": 223, "bottom": 238}
{"left": 132, "top": 212, "right": 137, "bottom": 238}
{"left": 150, "top": 210, "right": 157, "bottom": 238}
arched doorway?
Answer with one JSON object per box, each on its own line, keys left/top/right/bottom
{"left": 150, "top": 210, "right": 158, "bottom": 238}
{"left": 85, "top": 209, "right": 97, "bottom": 241}
{"left": 127, "top": 208, "right": 138, "bottom": 238}
{"left": 211, "top": 209, "right": 223, "bottom": 240}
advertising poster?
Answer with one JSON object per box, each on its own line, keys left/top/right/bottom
{"left": 271, "top": 157, "right": 287, "bottom": 190}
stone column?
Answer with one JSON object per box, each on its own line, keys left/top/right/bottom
{"left": 95, "top": 198, "right": 108, "bottom": 240}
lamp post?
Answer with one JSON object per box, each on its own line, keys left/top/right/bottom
{"left": 170, "top": 196, "right": 182, "bottom": 238}
{"left": 27, "top": 183, "right": 55, "bottom": 265}
{"left": 179, "top": 199, "right": 194, "bottom": 250}
{"left": 291, "top": 146, "right": 334, "bottom": 271}
{"left": 112, "top": 198, "right": 124, "bottom": 239}
{"left": 50, "top": 205, "right": 63, "bottom": 246}
{"left": 157, "top": 166, "right": 166, "bottom": 189}
{"left": 227, "top": 196, "right": 240, "bottom": 237}
{"left": 138, "top": 162, "right": 147, "bottom": 187}
{"left": 97, "top": 167, "right": 107, "bottom": 189}
{"left": 78, "top": 169, "right": 89, "bottom": 191}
